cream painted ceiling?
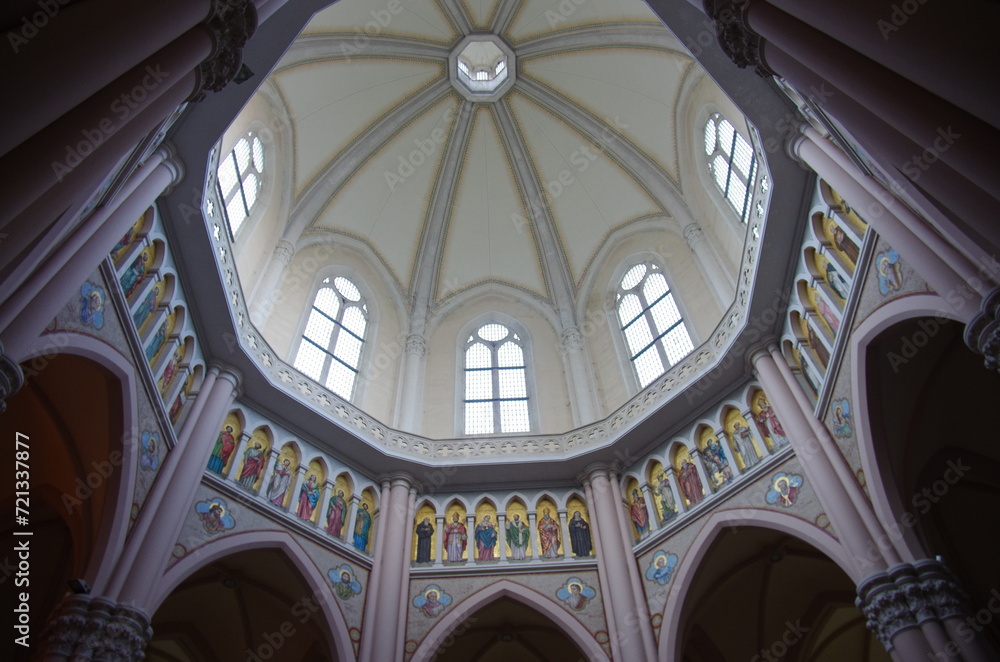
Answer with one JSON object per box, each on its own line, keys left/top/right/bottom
{"left": 267, "top": 0, "right": 697, "bottom": 305}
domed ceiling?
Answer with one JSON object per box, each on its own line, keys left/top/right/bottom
{"left": 264, "top": 0, "right": 710, "bottom": 308}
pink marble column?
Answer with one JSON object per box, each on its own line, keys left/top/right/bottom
{"left": 0, "top": 147, "right": 162, "bottom": 330}
{"left": 800, "top": 127, "right": 995, "bottom": 291}
{"left": 394, "top": 486, "right": 417, "bottom": 656}
{"left": 364, "top": 476, "right": 414, "bottom": 662}
{"left": 0, "top": 68, "right": 198, "bottom": 289}
{"left": 0, "top": 27, "right": 213, "bottom": 229}
{"left": 587, "top": 466, "right": 657, "bottom": 661}
{"left": 115, "top": 364, "right": 242, "bottom": 606}
{"left": 0, "top": 0, "right": 210, "bottom": 158}
{"left": 762, "top": 0, "right": 999, "bottom": 131}
{"left": 758, "top": 36, "right": 1000, "bottom": 253}
{"left": 582, "top": 478, "right": 623, "bottom": 662}
{"left": 791, "top": 137, "right": 980, "bottom": 323}
{"left": 357, "top": 480, "right": 391, "bottom": 661}
{"left": 91, "top": 368, "right": 219, "bottom": 599}
{"left": 0, "top": 156, "right": 179, "bottom": 362}
{"left": 747, "top": 2, "right": 1000, "bottom": 203}
{"left": 751, "top": 349, "right": 887, "bottom": 572}
{"left": 750, "top": 350, "right": 945, "bottom": 660}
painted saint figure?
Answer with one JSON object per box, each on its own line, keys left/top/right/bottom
{"left": 158, "top": 346, "right": 183, "bottom": 395}
{"left": 443, "top": 512, "right": 467, "bottom": 562}
{"left": 654, "top": 475, "right": 677, "bottom": 523}
{"left": 353, "top": 503, "right": 372, "bottom": 551}
{"left": 133, "top": 285, "right": 159, "bottom": 330}
{"left": 334, "top": 571, "right": 357, "bottom": 600}
{"left": 199, "top": 502, "right": 227, "bottom": 534}
{"left": 145, "top": 321, "right": 168, "bottom": 364}
{"left": 208, "top": 426, "right": 237, "bottom": 474}
{"left": 703, "top": 439, "right": 733, "bottom": 485}
{"left": 565, "top": 583, "right": 588, "bottom": 610}
{"left": 568, "top": 511, "right": 592, "bottom": 557}
{"left": 537, "top": 508, "right": 561, "bottom": 558}
{"left": 326, "top": 490, "right": 347, "bottom": 537}
{"left": 629, "top": 489, "right": 650, "bottom": 538}
{"left": 832, "top": 225, "right": 860, "bottom": 265}
{"left": 120, "top": 251, "right": 149, "bottom": 298}
{"left": 475, "top": 515, "right": 497, "bottom": 561}
{"left": 266, "top": 458, "right": 292, "bottom": 507}
{"left": 237, "top": 442, "right": 265, "bottom": 489}
{"left": 139, "top": 433, "right": 159, "bottom": 472}
{"left": 415, "top": 517, "right": 434, "bottom": 563}
{"left": 755, "top": 397, "right": 789, "bottom": 447}
{"left": 679, "top": 459, "right": 704, "bottom": 505}
{"left": 420, "top": 590, "right": 444, "bottom": 617}
{"left": 732, "top": 421, "right": 761, "bottom": 469}
{"left": 506, "top": 513, "right": 529, "bottom": 560}
{"left": 296, "top": 473, "right": 320, "bottom": 520}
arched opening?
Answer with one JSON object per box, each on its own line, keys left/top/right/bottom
{"left": 866, "top": 316, "right": 1000, "bottom": 649}
{"left": 148, "top": 548, "right": 338, "bottom": 662}
{"left": 429, "top": 596, "right": 588, "bottom": 662}
{"left": 0, "top": 351, "right": 125, "bottom": 657}
{"left": 678, "top": 527, "right": 887, "bottom": 662}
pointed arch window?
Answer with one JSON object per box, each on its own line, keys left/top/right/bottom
{"left": 293, "top": 276, "right": 367, "bottom": 400}
{"left": 704, "top": 114, "right": 757, "bottom": 224}
{"left": 464, "top": 322, "right": 530, "bottom": 435}
{"left": 617, "top": 263, "right": 694, "bottom": 388}
{"left": 217, "top": 131, "right": 264, "bottom": 238}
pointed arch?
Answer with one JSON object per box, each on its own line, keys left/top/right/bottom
{"left": 20, "top": 332, "right": 139, "bottom": 595}
{"left": 409, "top": 579, "right": 610, "bottom": 662}
{"left": 657, "top": 508, "right": 855, "bottom": 661}
{"left": 849, "top": 293, "right": 964, "bottom": 561}
{"left": 149, "top": 530, "right": 355, "bottom": 662}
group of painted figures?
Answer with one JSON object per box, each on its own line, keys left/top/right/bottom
{"left": 629, "top": 403, "right": 790, "bottom": 538}
{"left": 205, "top": 427, "right": 374, "bottom": 551}
{"left": 202, "top": 398, "right": 790, "bottom": 553}
{"left": 414, "top": 509, "right": 593, "bottom": 563}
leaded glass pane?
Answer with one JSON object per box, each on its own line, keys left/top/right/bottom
{"left": 497, "top": 341, "right": 523, "bottom": 368}
{"left": 498, "top": 367, "right": 527, "bottom": 399}
{"left": 499, "top": 400, "right": 530, "bottom": 433}
{"left": 634, "top": 346, "right": 664, "bottom": 387}
{"left": 465, "top": 401, "right": 494, "bottom": 435}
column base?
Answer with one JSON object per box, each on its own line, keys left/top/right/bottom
{"left": 35, "top": 594, "right": 152, "bottom": 662}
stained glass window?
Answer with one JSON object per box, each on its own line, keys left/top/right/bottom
{"left": 464, "top": 322, "right": 530, "bottom": 435}
{"left": 293, "top": 277, "right": 367, "bottom": 400}
{"left": 217, "top": 132, "right": 265, "bottom": 238}
{"left": 617, "top": 263, "right": 694, "bottom": 387}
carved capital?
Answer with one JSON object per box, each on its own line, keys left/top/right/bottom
{"left": 682, "top": 223, "right": 705, "bottom": 249}
{"left": 560, "top": 326, "right": 584, "bottom": 351}
{"left": 273, "top": 240, "right": 295, "bottom": 266}
{"left": 705, "top": 0, "right": 774, "bottom": 78}
{"left": 405, "top": 333, "right": 427, "bottom": 357}
{"left": 36, "top": 595, "right": 152, "bottom": 662}
{"left": 856, "top": 573, "right": 917, "bottom": 651}
{"left": 193, "top": 0, "right": 258, "bottom": 102}
{"left": 915, "top": 559, "right": 975, "bottom": 622}
{"left": 964, "top": 286, "right": 1000, "bottom": 373}
{"left": 0, "top": 342, "right": 24, "bottom": 412}
{"left": 857, "top": 561, "right": 978, "bottom": 651}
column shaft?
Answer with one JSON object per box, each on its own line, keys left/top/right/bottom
{"left": 0, "top": 0, "right": 210, "bottom": 158}
{"left": 367, "top": 479, "right": 414, "bottom": 662}
{"left": 793, "top": 138, "right": 978, "bottom": 322}
{"left": 116, "top": 366, "right": 240, "bottom": 606}
{"left": 2, "top": 159, "right": 176, "bottom": 361}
